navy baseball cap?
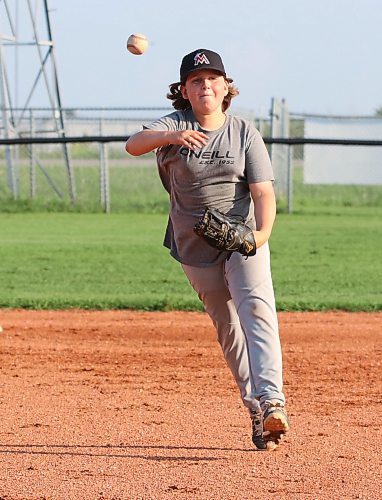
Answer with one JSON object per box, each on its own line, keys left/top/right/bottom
{"left": 180, "top": 49, "right": 226, "bottom": 83}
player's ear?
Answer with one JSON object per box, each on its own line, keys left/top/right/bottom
{"left": 223, "top": 79, "right": 229, "bottom": 96}
{"left": 181, "top": 85, "right": 188, "bottom": 99}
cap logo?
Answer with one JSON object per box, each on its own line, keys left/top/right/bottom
{"left": 194, "top": 52, "right": 210, "bottom": 66}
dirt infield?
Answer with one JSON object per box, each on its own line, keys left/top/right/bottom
{"left": 0, "top": 310, "right": 381, "bottom": 499}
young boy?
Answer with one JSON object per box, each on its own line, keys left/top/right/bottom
{"left": 126, "top": 48, "right": 290, "bottom": 450}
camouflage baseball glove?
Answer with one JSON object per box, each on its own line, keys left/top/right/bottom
{"left": 194, "top": 207, "right": 256, "bottom": 257}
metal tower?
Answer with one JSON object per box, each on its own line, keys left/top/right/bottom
{"left": 0, "top": 0, "right": 76, "bottom": 202}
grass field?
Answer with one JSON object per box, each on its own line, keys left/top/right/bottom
{"left": 0, "top": 208, "right": 381, "bottom": 311}
{"left": 1, "top": 155, "right": 381, "bottom": 311}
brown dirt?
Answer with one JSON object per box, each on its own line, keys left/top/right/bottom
{"left": 0, "top": 310, "right": 381, "bottom": 500}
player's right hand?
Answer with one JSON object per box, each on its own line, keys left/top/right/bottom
{"left": 173, "top": 130, "right": 209, "bottom": 150}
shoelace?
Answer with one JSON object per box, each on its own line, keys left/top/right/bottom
{"left": 263, "top": 402, "right": 286, "bottom": 415}
{"left": 263, "top": 401, "right": 284, "bottom": 409}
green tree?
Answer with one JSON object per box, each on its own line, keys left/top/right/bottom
{"left": 375, "top": 106, "right": 382, "bottom": 117}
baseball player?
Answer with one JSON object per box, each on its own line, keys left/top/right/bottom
{"left": 125, "top": 48, "right": 290, "bottom": 450}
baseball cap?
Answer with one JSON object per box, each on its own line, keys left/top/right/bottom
{"left": 180, "top": 49, "right": 226, "bottom": 83}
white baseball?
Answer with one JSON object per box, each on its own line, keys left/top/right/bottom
{"left": 126, "top": 33, "right": 148, "bottom": 55}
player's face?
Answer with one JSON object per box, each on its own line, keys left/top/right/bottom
{"left": 181, "top": 70, "right": 229, "bottom": 115}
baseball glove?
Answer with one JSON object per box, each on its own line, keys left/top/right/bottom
{"left": 194, "top": 207, "right": 256, "bottom": 257}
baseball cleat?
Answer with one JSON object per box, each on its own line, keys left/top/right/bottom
{"left": 249, "top": 409, "right": 268, "bottom": 450}
{"left": 262, "top": 401, "right": 290, "bottom": 436}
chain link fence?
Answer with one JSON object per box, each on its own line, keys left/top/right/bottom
{"left": 1, "top": 107, "right": 381, "bottom": 213}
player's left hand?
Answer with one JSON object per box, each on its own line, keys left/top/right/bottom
{"left": 194, "top": 207, "right": 256, "bottom": 257}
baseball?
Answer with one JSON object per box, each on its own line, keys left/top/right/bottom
{"left": 126, "top": 33, "right": 148, "bottom": 55}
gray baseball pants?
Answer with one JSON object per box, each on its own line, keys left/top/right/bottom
{"left": 182, "top": 243, "right": 285, "bottom": 412}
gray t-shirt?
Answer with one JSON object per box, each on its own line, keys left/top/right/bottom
{"left": 145, "top": 109, "right": 274, "bottom": 267}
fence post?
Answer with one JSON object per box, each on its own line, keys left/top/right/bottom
{"left": 287, "top": 144, "right": 294, "bottom": 214}
{"left": 270, "top": 98, "right": 290, "bottom": 208}
{"left": 29, "top": 109, "right": 36, "bottom": 198}
{"left": 99, "top": 113, "right": 110, "bottom": 213}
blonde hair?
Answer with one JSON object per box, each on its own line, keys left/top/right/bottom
{"left": 166, "top": 78, "right": 239, "bottom": 112}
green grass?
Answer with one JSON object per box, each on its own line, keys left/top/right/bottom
{"left": 1, "top": 157, "right": 382, "bottom": 311}
{"left": 0, "top": 163, "right": 169, "bottom": 213}
{"left": 0, "top": 210, "right": 381, "bottom": 311}
{"left": 2, "top": 160, "right": 382, "bottom": 214}
{"left": 290, "top": 165, "right": 382, "bottom": 213}
{"left": 0, "top": 153, "right": 168, "bottom": 213}
{"left": 272, "top": 210, "right": 382, "bottom": 310}
{"left": 0, "top": 213, "right": 197, "bottom": 310}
